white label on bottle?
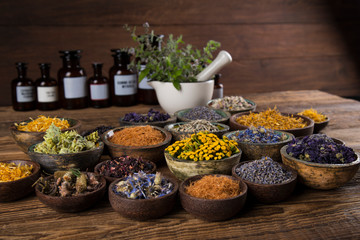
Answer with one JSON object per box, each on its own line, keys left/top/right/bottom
{"left": 212, "top": 88, "right": 223, "bottom": 99}
{"left": 37, "top": 86, "right": 58, "bottom": 102}
{"left": 114, "top": 74, "right": 137, "bottom": 95}
{"left": 90, "top": 84, "right": 109, "bottom": 100}
{"left": 138, "top": 65, "right": 154, "bottom": 90}
{"left": 16, "top": 86, "right": 35, "bottom": 103}
{"left": 63, "top": 76, "right": 87, "bottom": 99}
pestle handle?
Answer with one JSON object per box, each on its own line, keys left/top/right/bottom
{"left": 196, "top": 50, "right": 232, "bottom": 82}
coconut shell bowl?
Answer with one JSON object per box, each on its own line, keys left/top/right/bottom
{"left": 102, "top": 126, "right": 172, "bottom": 164}
{"left": 224, "top": 130, "right": 294, "bottom": 162}
{"left": 0, "top": 160, "right": 41, "bottom": 202}
{"left": 164, "top": 122, "right": 230, "bottom": 142}
{"left": 9, "top": 118, "right": 81, "bottom": 153}
{"left": 179, "top": 174, "right": 248, "bottom": 221}
{"left": 232, "top": 160, "right": 297, "bottom": 203}
{"left": 27, "top": 142, "right": 104, "bottom": 174}
{"left": 165, "top": 151, "right": 242, "bottom": 181}
{"left": 108, "top": 174, "right": 179, "bottom": 220}
{"left": 229, "top": 112, "right": 314, "bottom": 138}
{"left": 35, "top": 173, "right": 106, "bottom": 212}
{"left": 174, "top": 107, "right": 231, "bottom": 124}
{"left": 280, "top": 146, "right": 360, "bottom": 190}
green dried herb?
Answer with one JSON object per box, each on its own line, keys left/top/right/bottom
{"left": 34, "top": 124, "right": 99, "bottom": 154}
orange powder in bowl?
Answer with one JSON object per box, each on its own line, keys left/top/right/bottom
{"left": 109, "top": 126, "right": 165, "bottom": 147}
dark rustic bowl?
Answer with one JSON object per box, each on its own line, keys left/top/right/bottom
{"left": 35, "top": 173, "right": 106, "bottom": 212}
{"left": 119, "top": 115, "right": 177, "bottom": 128}
{"left": 27, "top": 142, "right": 104, "bottom": 174}
{"left": 108, "top": 175, "right": 179, "bottom": 220}
{"left": 229, "top": 112, "right": 314, "bottom": 137}
{"left": 313, "top": 117, "right": 330, "bottom": 133}
{"left": 165, "top": 151, "right": 242, "bottom": 181}
{"left": 102, "top": 126, "right": 172, "bottom": 164}
{"left": 0, "top": 160, "right": 41, "bottom": 202}
{"left": 180, "top": 174, "right": 247, "bottom": 221}
{"left": 232, "top": 161, "right": 297, "bottom": 203}
{"left": 94, "top": 159, "right": 157, "bottom": 185}
{"left": 224, "top": 130, "right": 294, "bottom": 162}
{"left": 174, "top": 107, "right": 231, "bottom": 124}
{"left": 280, "top": 145, "right": 360, "bottom": 190}
{"left": 207, "top": 97, "right": 256, "bottom": 115}
{"left": 9, "top": 118, "right": 81, "bottom": 153}
{"left": 164, "top": 122, "right": 230, "bottom": 142}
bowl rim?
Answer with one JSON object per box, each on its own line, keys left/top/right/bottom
{"left": 179, "top": 174, "right": 248, "bottom": 201}
{"left": 164, "top": 121, "right": 230, "bottom": 133}
{"left": 108, "top": 174, "right": 179, "bottom": 202}
{"left": 35, "top": 172, "right": 107, "bottom": 199}
{"left": 27, "top": 141, "right": 104, "bottom": 156}
{"left": 174, "top": 107, "right": 231, "bottom": 122}
{"left": 230, "top": 111, "right": 315, "bottom": 131}
{"left": 280, "top": 145, "right": 360, "bottom": 168}
{"left": 224, "top": 130, "right": 294, "bottom": 146}
{"left": 119, "top": 114, "right": 176, "bottom": 125}
{"left": 94, "top": 158, "right": 157, "bottom": 179}
{"left": 314, "top": 116, "right": 330, "bottom": 125}
{"left": 164, "top": 150, "right": 242, "bottom": 163}
{"left": 232, "top": 160, "right": 298, "bottom": 187}
{"left": 207, "top": 97, "right": 256, "bottom": 112}
{"left": 9, "top": 117, "right": 81, "bottom": 134}
{"left": 0, "top": 159, "right": 41, "bottom": 184}
{"left": 102, "top": 125, "right": 172, "bottom": 150}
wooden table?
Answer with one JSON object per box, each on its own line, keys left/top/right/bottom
{"left": 1, "top": 90, "right": 360, "bottom": 239}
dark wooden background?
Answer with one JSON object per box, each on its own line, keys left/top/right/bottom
{"left": 1, "top": 0, "right": 360, "bottom": 106}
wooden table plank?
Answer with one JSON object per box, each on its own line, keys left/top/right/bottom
{"left": 1, "top": 90, "right": 360, "bottom": 239}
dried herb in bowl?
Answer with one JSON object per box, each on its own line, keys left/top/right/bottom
{"left": 286, "top": 134, "right": 357, "bottom": 164}
{"left": 172, "top": 120, "right": 223, "bottom": 133}
{"left": 232, "top": 126, "right": 289, "bottom": 144}
{"left": 209, "top": 96, "right": 253, "bottom": 111}
{"left": 183, "top": 106, "right": 223, "bottom": 121}
{"left": 97, "top": 156, "right": 154, "bottom": 178}
{"left": 122, "top": 109, "right": 170, "bottom": 123}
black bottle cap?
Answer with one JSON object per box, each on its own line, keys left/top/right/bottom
{"left": 39, "top": 63, "right": 51, "bottom": 69}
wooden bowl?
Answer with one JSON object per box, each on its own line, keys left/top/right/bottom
{"left": 174, "top": 107, "right": 231, "bottom": 124}
{"left": 229, "top": 112, "right": 314, "bottom": 137}
{"left": 94, "top": 159, "right": 157, "bottom": 185}
{"left": 9, "top": 118, "right": 81, "bottom": 153}
{"left": 119, "top": 115, "right": 177, "bottom": 128}
{"left": 313, "top": 117, "right": 330, "bottom": 133}
{"left": 165, "top": 151, "right": 242, "bottom": 181}
{"left": 102, "top": 126, "right": 172, "bottom": 164}
{"left": 207, "top": 97, "right": 256, "bottom": 115}
{"left": 179, "top": 174, "right": 247, "bottom": 221}
{"left": 35, "top": 173, "right": 106, "bottom": 212}
{"left": 0, "top": 160, "right": 41, "bottom": 202}
{"left": 280, "top": 145, "right": 360, "bottom": 190}
{"left": 164, "top": 122, "right": 230, "bottom": 142}
{"left": 232, "top": 161, "right": 297, "bottom": 203}
{"left": 108, "top": 175, "right": 179, "bottom": 220}
{"left": 224, "top": 130, "right": 294, "bottom": 162}
{"left": 27, "top": 142, "right": 104, "bottom": 174}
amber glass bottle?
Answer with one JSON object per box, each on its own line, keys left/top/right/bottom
{"left": 109, "top": 50, "right": 137, "bottom": 106}
{"left": 137, "top": 35, "right": 163, "bottom": 105}
{"left": 36, "top": 63, "right": 59, "bottom": 110}
{"left": 11, "top": 62, "right": 36, "bottom": 111}
{"left": 88, "top": 63, "right": 110, "bottom": 108}
{"left": 58, "top": 50, "right": 87, "bottom": 109}
{"left": 212, "top": 74, "right": 223, "bottom": 99}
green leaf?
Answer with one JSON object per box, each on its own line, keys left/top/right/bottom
{"left": 139, "top": 68, "right": 150, "bottom": 82}
{"left": 173, "top": 79, "right": 181, "bottom": 90}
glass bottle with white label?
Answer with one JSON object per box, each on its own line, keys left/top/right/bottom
{"left": 11, "top": 62, "right": 36, "bottom": 111}
{"left": 88, "top": 63, "right": 110, "bottom": 108}
{"left": 58, "top": 50, "right": 87, "bottom": 109}
{"left": 109, "top": 50, "right": 137, "bottom": 106}
{"left": 137, "top": 35, "right": 163, "bottom": 105}
{"left": 36, "top": 63, "right": 59, "bottom": 110}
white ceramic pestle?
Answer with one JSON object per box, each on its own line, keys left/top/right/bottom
{"left": 196, "top": 50, "right": 232, "bottom": 82}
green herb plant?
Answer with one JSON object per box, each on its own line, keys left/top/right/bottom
{"left": 125, "top": 23, "right": 221, "bottom": 90}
